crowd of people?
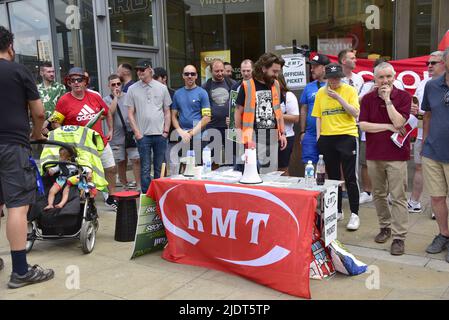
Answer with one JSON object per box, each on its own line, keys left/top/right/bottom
{"left": 1, "top": 22, "right": 449, "bottom": 289}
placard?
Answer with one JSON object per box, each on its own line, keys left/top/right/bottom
{"left": 281, "top": 54, "right": 307, "bottom": 90}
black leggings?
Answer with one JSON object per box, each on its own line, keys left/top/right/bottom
{"left": 317, "top": 135, "right": 360, "bottom": 215}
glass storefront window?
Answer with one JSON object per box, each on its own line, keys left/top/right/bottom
{"left": 0, "top": 3, "right": 7, "bottom": 28}
{"left": 53, "top": 0, "right": 99, "bottom": 91}
{"left": 409, "top": 0, "right": 433, "bottom": 57}
{"left": 310, "top": 0, "right": 395, "bottom": 59}
{"left": 8, "top": 0, "right": 53, "bottom": 80}
{"left": 108, "top": 0, "right": 154, "bottom": 46}
{"left": 167, "top": 0, "right": 265, "bottom": 88}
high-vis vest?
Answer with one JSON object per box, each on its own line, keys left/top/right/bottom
{"left": 40, "top": 126, "right": 108, "bottom": 192}
{"left": 241, "top": 79, "right": 285, "bottom": 144}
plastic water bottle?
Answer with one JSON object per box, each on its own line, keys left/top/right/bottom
{"left": 305, "top": 161, "right": 315, "bottom": 188}
{"left": 316, "top": 155, "right": 326, "bottom": 186}
{"left": 202, "top": 146, "right": 212, "bottom": 174}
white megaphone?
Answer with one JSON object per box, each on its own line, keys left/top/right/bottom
{"left": 183, "top": 150, "right": 196, "bottom": 177}
{"left": 239, "top": 147, "right": 262, "bottom": 184}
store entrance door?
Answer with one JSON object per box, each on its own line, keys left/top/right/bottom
{"left": 112, "top": 49, "right": 159, "bottom": 81}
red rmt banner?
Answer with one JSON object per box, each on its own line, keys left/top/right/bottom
{"left": 148, "top": 179, "right": 320, "bottom": 299}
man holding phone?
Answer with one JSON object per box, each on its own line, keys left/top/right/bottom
{"left": 409, "top": 51, "right": 445, "bottom": 217}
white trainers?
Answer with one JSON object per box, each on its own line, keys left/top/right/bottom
{"left": 407, "top": 200, "right": 422, "bottom": 213}
{"left": 359, "top": 192, "right": 373, "bottom": 204}
{"left": 347, "top": 213, "right": 360, "bottom": 231}
{"left": 337, "top": 211, "right": 344, "bottom": 221}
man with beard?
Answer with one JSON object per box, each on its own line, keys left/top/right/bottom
{"left": 234, "top": 53, "right": 287, "bottom": 173}
{"left": 38, "top": 62, "right": 66, "bottom": 136}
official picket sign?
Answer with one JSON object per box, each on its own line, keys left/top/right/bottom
{"left": 323, "top": 185, "right": 338, "bottom": 247}
{"left": 281, "top": 54, "right": 307, "bottom": 90}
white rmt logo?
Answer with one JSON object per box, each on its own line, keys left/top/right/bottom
{"left": 159, "top": 184, "right": 300, "bottom": 267}
{"left": 77, "top": 105, "right": 96, "bottom": 122}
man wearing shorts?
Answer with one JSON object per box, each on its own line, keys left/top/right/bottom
{"left": 422, "top": 48, "right": 449, "bottom": 263}
{"left": 103, "top": 74, "right": 141, "bottom": 190}
{"left": 51, "top": 67, "right": 117, "bottom": 209}
{"left": 0, "top": 25, "right": 54, "bottom": 288}
{"left": 409, "top": 51, "right": 445, "bottom": 216}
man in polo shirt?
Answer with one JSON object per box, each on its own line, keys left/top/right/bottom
{"left": 126, "top": 59, "right": 172, "bottom": 194}
{"left": 422, "top": 47, "right": 449, "bottom": 262}
{"left": 409, "top": 51, "right": 445, "bottom": 217}
{"left": 359, "top": 62, "right": 412, "bottom": 256}
{"left": 299, "top": 53, "right": 330, "bottom": 164}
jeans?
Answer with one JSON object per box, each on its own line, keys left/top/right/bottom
{"left": 137, "top": 135, "right": 167, "bottom": 194}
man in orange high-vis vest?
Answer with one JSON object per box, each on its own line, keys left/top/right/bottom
{"left": 235, "top": 53, "right": 287, "bottom": 172}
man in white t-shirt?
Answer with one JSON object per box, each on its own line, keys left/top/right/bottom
{"left": 409, "top": 51, "right": 445, "bottom": 217}
{"left": 338, "top": 49, "right": 364, "bottom": 94}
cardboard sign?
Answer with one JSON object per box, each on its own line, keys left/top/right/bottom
{"left": 281, "top": 54, "right": 307, "bottom": 90}
{"left": 130, "top": 194, "right": 167, "bottom": 259}
{"left": 323, "top": 184, "right": 338, "bottom": 247}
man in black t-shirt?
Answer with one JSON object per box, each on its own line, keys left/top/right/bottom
{"left": 235, "top": 53, "right": 287, "bottom": 173}
{"left": 203, "top": 59, "right": 236, "bottom": 165}
{"left": 0, "top": 26, "right": 54, "bottom": 288}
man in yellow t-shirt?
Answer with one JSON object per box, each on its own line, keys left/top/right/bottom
{"left": 312, "top": 63, "right": 361, "bottom": 231}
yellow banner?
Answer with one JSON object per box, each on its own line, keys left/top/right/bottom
{"left": 200, "top": 50, "right": 231, "bottom": 85}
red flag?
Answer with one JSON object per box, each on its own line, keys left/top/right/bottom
{"left": 439, "top": 30, "right": 449, "bottom": 51}
{"left": 148, "top": 179, "right": 319, "bottom": 299}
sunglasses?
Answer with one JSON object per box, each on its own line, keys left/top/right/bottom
{"left": 69, "top": 77, "right": 85, "bottom": 84}
{"left": 426, "top": 61, "right": 442, "bottom": 66}
{"left": 183, "top": 72, "right": 197, "bottom": 77}
{"left": 111, "top": 82, "right": 122, "bottom": 87}
{"left": 136, "top": 67, "right": 148, "bottom": 72}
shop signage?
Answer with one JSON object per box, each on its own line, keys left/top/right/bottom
{"left": 281, "top": 54, "right": 307, "bottom": 90}
{"left": 200, "top": 0, "right": 251, "bottom": 6}
{"left": 110, "top": 0, "right": 150, "bottom": 14}
{"left": 318, "top": 38, "right": 353, "bottom": 56}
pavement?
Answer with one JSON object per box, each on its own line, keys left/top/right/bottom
{"left": 1, "top": 172, "right": 449, "bottom": 300}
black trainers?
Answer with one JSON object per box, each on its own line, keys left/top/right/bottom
{"left": 0, "top": 257, "right": 4, "bottom": 271}
{"left": 105, "top": 197, "right": 118, "bottom": 211}
{"left": 426, "top": 234, "right": 449, "bottom": 254}
{"left": 8, "top": 264, "right": 55, "bottom": 289}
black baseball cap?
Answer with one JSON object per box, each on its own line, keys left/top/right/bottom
{"left": 135, "top": 59, "right": 152, "bottom": 69}
{"left": 308, "top": 54, "right": 331, "bottom": 66}
{"left": 324, "top": 63, "right": 345, "bottom": 79}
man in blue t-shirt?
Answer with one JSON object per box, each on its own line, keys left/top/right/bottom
{"left": 299, "top": 54, "right": 330, "bottom": 164}
{"left": 171, "top": 65, "right": 211, "bottom": 167}
{"left": 422, "top": 48, "right": 449, "bottom": 262}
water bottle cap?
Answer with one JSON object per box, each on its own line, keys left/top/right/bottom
{"left": 308, "top": 160, "right": 312, "bottom": 164}
{"left": 319, "top": 154, "right": 323, "bottom": 158}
